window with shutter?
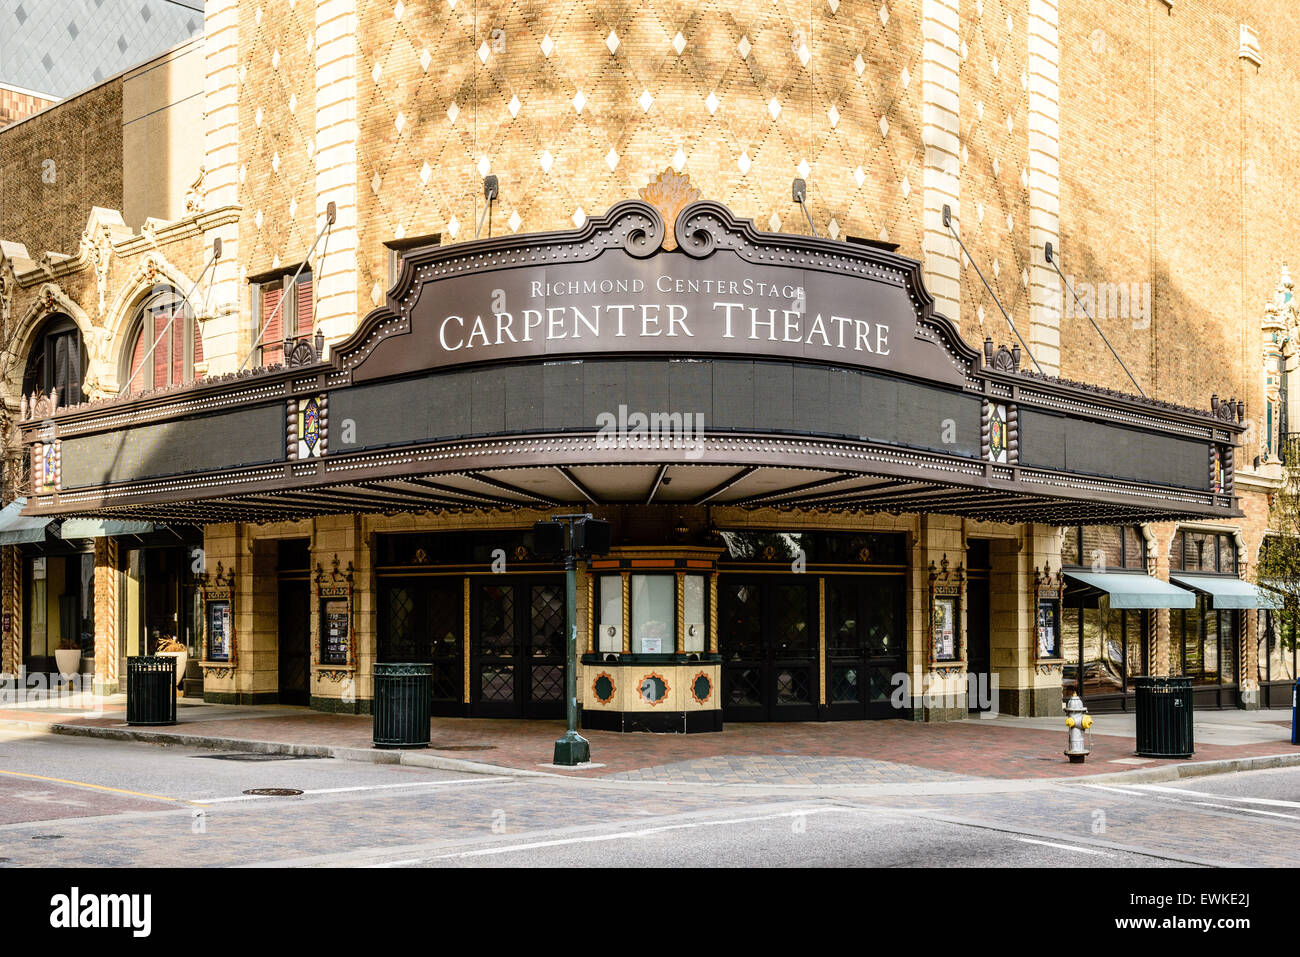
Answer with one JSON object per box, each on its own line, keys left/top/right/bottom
{"left": 121, "top": 288, "right": 197, "bottom": 394}
{"left": 295, "top": 277, "right": 313, "bottom": 337}
{"left": 261, "top": 286, "right": 284, "bottom": 366}
{"left": 127, "top": 327, "right": 146, "bottom": 391}
{"left": 193, "top": 315, "right": 204, "bottom": 366}
{"left": 152, "top": 308, "right": 170, "bottom": 388}
{"left": 61, "top": 330, "right": 81, "bottom": 404}
{"left": 22, "top": 317, "right": 84, "bottom": 405}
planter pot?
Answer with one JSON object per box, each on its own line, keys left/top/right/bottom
{"left": 54, "top": 648, "right": 82, "bottom": 682}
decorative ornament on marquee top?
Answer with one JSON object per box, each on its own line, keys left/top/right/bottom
{"left": 639, "top": 169, "right": 700, "bottom": 252}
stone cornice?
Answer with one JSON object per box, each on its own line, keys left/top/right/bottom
{"left": 1, "top": 205, "right": 241, "bottom": 288}
{"left": 1235, "top": 463, "right": 1286, "bottom": 494}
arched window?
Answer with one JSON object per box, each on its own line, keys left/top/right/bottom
{"left": 23, "top": 314, "right": 86, "bottom": 405}
{"left": 121, "top": 287, "right": 204, "bottom": 393}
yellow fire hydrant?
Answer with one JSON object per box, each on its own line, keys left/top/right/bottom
{"left": 1064, "top": 692, "right": 1092, "bottom": 763}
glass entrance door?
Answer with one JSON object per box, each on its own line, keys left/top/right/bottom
{"left": 377, "top": 576, "right": 465, "bottom": 715}
{"left": 825, "top": 576, "right": 907, "bottom": 719}
{"left": 472, "top": 578, "right": 565, "bottom": 718}
{"left": 718, "top": 577, "right": 818, "bottom": 721}
{"left": 277, "top": 577, "right": 310, "bottom": 705}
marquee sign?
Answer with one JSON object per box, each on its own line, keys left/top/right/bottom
{"left": 333, "top": 200, "right": 973, "bottom": 388}
{"left": 16, "top": 183, "right": 1247, "bottom": 526}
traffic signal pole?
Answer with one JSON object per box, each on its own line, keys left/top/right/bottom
{"left": 544, "top": 514, "right": 602, "bottom": 767}
{"left": 552, "top": 546, "right": 590, "bottom": 766}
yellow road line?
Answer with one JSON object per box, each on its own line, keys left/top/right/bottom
{"left": 0, "top": 768, "right": 198, "bottom": 806}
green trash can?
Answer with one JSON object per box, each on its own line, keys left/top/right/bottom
{"left": 1134, "top": 676, "right": 1194, "bottom": 758}
{"left": 372, "top": 662, "right": 433, "bottom": 749}
{"left": 126, "top": 656, "right": 177, "bottom": 726}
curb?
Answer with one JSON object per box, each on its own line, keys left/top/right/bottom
{"left": 1067, "top": 750, "right": 1300, "bottom": 786}
{"left": 0, "top": 718, "right": 558, "bottom": 779}
{"left": 4, "top": 717, "right": 1298, "bottom": 788}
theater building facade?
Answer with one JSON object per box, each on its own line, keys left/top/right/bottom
{"left": 1, "top": 0, "right": 1296, "bottom": 727}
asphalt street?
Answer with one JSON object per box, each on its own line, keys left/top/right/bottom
{"left": 3, "top": 727, "right": 1300, "bottom": 868}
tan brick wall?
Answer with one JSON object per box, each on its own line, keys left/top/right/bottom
{"left": 0, "top": 82, "right": 123, "bottom": 259}
{"left": 1058, "top": 0, "right": 1300, "bottom": 422}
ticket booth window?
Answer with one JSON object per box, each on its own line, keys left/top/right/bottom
{"left": 630, "top": 575, "right": 674, "bottom": 654}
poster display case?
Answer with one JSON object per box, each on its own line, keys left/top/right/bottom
{"left": 928, "top": 555, "right": 966, "bottom": 665}
{"left": 199, "top": 562, "right": 237, "bottom": 678}
{"left": 314, "top": 556, "right": 355, "bottom": 676}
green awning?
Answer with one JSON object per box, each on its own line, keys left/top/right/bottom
{"left": 1063, "top": 570, "right": 1197, "bottom": 608}
{"left": 59, "top": 518, "right": 155, "bottom": 539}
{"left": 1169, "top": 573, "right": 1282, "bottom": 609}
{"left": 0, "top": 497, "right": 55, "bottom": 546}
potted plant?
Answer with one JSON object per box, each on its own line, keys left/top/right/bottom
{"left": 54, "top": 637, "right": 82, "bottom": 684}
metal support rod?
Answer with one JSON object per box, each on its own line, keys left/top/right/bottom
{"left": 792, "top": 178, "right": 818, "bottom": 237}
{"left": 238, "top": 202, "right": 335, "bottom": 372}
{"left": 943, "top": 205, "right": 1044, "bottom": 375}
{"left": 476, "top": 175, "right": 499, "bottom": 240}
{"left": 1045, "top": 241, "right": 1147, "bottom": 397}
{"left": 123, "top": 239, "right": 221, "bottom": 391}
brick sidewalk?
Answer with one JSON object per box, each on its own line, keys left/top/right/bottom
{"left": 2, "top": 701, "right": 1295, "bottom": 783}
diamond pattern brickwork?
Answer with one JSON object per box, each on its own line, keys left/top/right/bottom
{"left": 236, "top": 0, "right": 318, "bottom": 280}
{"left": 355, "top": 0, "right": 927, "bottom": 307}
{"left": 956, "top": 0, "right": 1030, "bottom": 350}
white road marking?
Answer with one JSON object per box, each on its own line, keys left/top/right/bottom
{"left": 192, "top": 777, "right": 508, "bottom": 804}
{"left": 1016, "top": 837, "right": 1113, "bottom": 857}
{"left": 427, "top": 806, "right": 841, "bottom": 861}
{"left": 1080, "top": 783, "right": 1149, "bottom": 796}
{"left": 1187, "top": 801, "right": 1300, "bottom": 820}
{"left": 1131, "top": 783, "right": 1300, "bottom": 810}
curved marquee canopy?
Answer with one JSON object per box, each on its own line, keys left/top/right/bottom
{"left": 18, "top": 195, "right": 1246, "bottom": 526}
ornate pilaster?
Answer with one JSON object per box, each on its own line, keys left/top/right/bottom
{"left": 1, "top": 545, "right": 21, "bottom": 676}
{"left": 314, "top": 0, "right": 359, "bottom": 347}
{"left": 1262, "top": 263, "right": 1296, "bottom": 464}
{"left": 1027, "top": 0, "right": 1062, "bottom": 375}
{"left": 921, "top": 0, "right": 961, "bottom": 321}
{"left": 93, "top": 537, "right": 118, "bottom": 693}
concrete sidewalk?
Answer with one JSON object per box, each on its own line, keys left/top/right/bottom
{"left": 968, "top": 706, "right": 1294, "bottom": 748}
{"left": 0, "top": 690, "right": 1296, "bottom": 788}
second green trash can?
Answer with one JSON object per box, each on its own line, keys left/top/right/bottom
{"left": 1134, "top": 676, "right": 1194, "bottom": 758}
{"left": 372, "top": 662, "right": 433, "bottom": 749}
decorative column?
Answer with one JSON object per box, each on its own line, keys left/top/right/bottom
{"left": 921, "top": 0, "right": 961, "bottom": 320}
{"left": 314, "top": 0, "right": 360, "bottom": 349}
{"left": 200, "top": 0, "right": 243, "bottom": 373}
{"left": 92, "top": 537, "right": 118, "bottom": 695}
{"left": 1027, "top": 0, "right": 1062, "bottom": 374}
{"left": 1, "top": 544, "right": 20, "bottom": 676}
{"left": 1147, "top": 522, "right": 1175, "bottom": 676}
{"left": 1260, "top": 264, "right": 1295, "bottom": 464}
